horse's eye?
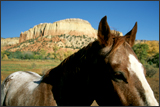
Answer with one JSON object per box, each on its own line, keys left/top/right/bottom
{"left": 114, "top": 71, "right": 123, "bottom": 78}
{"left": 112, "top": 71, "right": 128, "bottom": 83}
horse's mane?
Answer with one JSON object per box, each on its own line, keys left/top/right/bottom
{"left": 57, "top": 40, "right": 101, "bottom": 72}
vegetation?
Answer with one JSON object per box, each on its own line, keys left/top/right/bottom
{"left": 132, "top": 43, "right": 149, "bottom": 64}
{"left": 147, "top": 53, "right": 159, "bottom": 67}
{"left": 132, "top": 43, "right": 159, "bottom": 77}
{"left": 1, "top": 60, "right": 61, "bottom": 83}
{"left": 1, "top": 46, "right": 73, "bottom": 61}
{"left": 143, "top": 41, "right": 159, "bottom": 57}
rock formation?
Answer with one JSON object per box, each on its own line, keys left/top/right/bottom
{"left": 1, "top": 37, "right": 19, "bottom": 47}
{"left": 110, "top": 30, "right": 123, "bottom": 36}
{"left": 19, "top": 18, "right": 123, "bottom": 43}
{"left": 19, "top": 18, "right": 98, "bottom": 43}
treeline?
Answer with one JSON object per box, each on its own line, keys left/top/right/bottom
{"left": 132, "top": 43, "right": 159, "bottom": 67}
{"left": 1, "top": 45, "right": 74, "bottom": 61}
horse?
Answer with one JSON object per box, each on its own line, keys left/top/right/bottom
{"left": 1, "top": 16, "right": 159, "bottom": 106}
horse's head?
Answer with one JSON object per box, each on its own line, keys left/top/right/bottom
{"left": 95, "top": 16, "right": 159, "bottom": 106}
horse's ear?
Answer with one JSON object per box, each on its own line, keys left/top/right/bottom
{"left": 125, "top": 22, "right": 137, "bottom": 47}
{"left": 98, "top": 16, "right": 113, "bottom": 46}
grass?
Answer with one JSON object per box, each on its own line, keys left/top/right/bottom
{"left": 1, "top": 60, "right": 159, "bottom": 105}
{"left": 1, "top": 60, "right": 61, "bottom": 83}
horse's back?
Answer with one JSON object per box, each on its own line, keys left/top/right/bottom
{"left": 1, "top": 71, "right": 41, "bottom": 106}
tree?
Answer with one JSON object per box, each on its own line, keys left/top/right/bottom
{"left": 39, "top": 48, "right": 47, "bottom": 59}
{"left": 147, "top": 52, "right": 159, "bottom": 67}
{"left": 132, "top": 43, "right": 149, "bottom": 64}
{"left": 57, "top": 50, "right": 66, "bottom": 61}
{"left": 143, "top": 41, "right": 159, "bottom": 57}
{"left": 21, "top": 51, "right": 34, "bottom": 59}
{"left": 53, "top": 45, "right": 59, "bottom": 59}
{"left": 13, "top": 51, "right": 22, "bottom": 59}
{"left": 53, "top": 44, "right": 59, "bottom": 53}
{"left": 2, "top": 50, "right": 12, "bottom": 59}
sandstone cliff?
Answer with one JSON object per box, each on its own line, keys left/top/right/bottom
{"left": 19, "top": 18, "right": 98, "bottom": 43}
{"left": 1, "top": 37, "right": 19, "bottom": 47}
{"left": 19, "top": 18, "right": 123, "bottom": 43}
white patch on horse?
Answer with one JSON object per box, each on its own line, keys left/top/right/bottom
{"left": 6, "top": 71, "right": 41, "bottom": 95}
{"left": 127, "top": 54, "right": 159, "bottom": 106}
{"left": 3, "top": 71, "right": 22, "bottom": 91}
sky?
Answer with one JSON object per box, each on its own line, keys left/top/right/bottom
{"left": 1, "top": 1, "right": 159, "bottom": 40}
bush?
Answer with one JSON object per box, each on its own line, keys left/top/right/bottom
{"left": 143, "top": 62, "right": 157, "bottom": 77}
{"left": 132, "top": 43, "right": 149, "bottom": 63}
{"left": 13, "top": 51, "right": 23, "bottom": 59}
{"left": 147, "top": 53, "right": 159, "bottom": 67}
{"left": 21, "top": 51, "right": 34, "bottom": 59}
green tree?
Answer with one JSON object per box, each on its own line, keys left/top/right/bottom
{"left": 13, "top": 51, "right": 23, "bottom": 59}
{"left": 2, "top": 50, "right": 12, "bottom": 59}
{"left": 22, "top": 51, "right": 34, "bottom": 59}
{"left": 39, "top": 48, "right": 47, "bottom": 59}
{"left": 132, "top": 43, "right": 149, "bottom": 64}
{"left": 53, "top": 45, "right": 59, "bottom": 59}
{"left": 57, "top": 50, "right": 65, "bottom": 61}
{"left": 147, "top": 52, "right": 159, "bottom": 67}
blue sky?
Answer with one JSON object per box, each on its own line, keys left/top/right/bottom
{"left": 1, "top": 1, "right": 159, "bottom": 40}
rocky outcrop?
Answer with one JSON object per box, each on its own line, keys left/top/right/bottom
{"left": 19, "top": 18, "right": 123, "bottom": 43}
{"left": 1, "top": 37, "right": 19, "bottom": 47}
{"left": 110, "top": 30, "right": 123, "bottom": 36}
{"left": 19, "top": 18, "right": 98, "bottom": 43}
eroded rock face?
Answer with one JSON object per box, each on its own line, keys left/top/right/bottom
{"left": 110, "top": 30, "right": 123, "bottom": 36}
{"left": 1, "top": 37, "right": 19, "bottom": 47}
{"left": 19, "top": 18, "right": 123, "bottom": 43}
{"left": 19, "top": 18, "right": 98, "bottom": 43}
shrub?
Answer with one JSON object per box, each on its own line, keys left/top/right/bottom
{"left": 143, "top": 62, "right": 157, "bottom": 77}
{"left": 132, "top": 43, "right": 149, "bottom": 64}
{"left": 13, "top": 51, "right": 23, "bottom": 59}
{"left": 147, "top": 53, "right": 159, "bottom": 67}
{"left": 21, "top": 51, "right": 34, "bottom": 59}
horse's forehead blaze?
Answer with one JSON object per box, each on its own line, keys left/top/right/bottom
{"left": 127, "top": 54, "right": 158, "bottom": 106}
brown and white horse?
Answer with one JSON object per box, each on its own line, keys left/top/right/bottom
{"left": 1, "top": 16, "right": 159, "bottom": 106}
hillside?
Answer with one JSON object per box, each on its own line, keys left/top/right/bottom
{"left": 2, "top": 34, "right": 95, "bottom": 53}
